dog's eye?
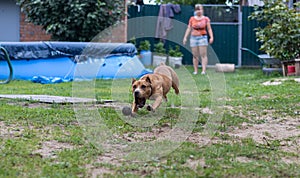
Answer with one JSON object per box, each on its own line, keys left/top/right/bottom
{"left": 133, "top": 85, "right": 136, "bottom": 89}
{"left": 141, "top": 85, "right": 146, "bottom": 89}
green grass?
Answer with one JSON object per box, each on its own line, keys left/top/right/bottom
{"left": 0, "top": 67, "right": 299, "bottom": 177}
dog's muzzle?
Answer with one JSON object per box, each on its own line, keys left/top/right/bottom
{"left": 134, "top": 90, "right": 140, "bottom": 97}
{"left": 134, "top": 91, "right": 146, "bottom": 108}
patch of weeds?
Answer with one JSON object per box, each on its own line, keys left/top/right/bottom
{"left": 252, "top": 118, "right": 267, "bottom": 124}
{"left": 22, "top": 127, "right": 37, "bottom": 139}
{"left": 41, "top": 144, "right": 100, "bottom": 177}
{"left": 193, "top": 115, "right": 209, "bottom": 132}
{"left": 155, "top": 166, "right": 199, "bottom": 178}
{"left": 196, "top": 139, "right": 299, "bottom": 177}
{"left": 216, "top": 133, "right": 232, "bottom": 141}
{"left": 263, "top": 131, "right": 272, "bottom": 137}
{"left": 0, "top": 80, "right": 72, "bottom": 96}
{"left": 0, "top": 138, "right": 43, "bottom": 177}
{"left": 219, "top": 112, "right": 249, "bottom": 132}
{"left": 165, "top": 90, "right": 182, "bottom": 107}
{"left": 263, "top": 139, "right": 281, "bottom": 151}
{"left": 99, "top": 107, "right": 136, "bottom": 133}
{"left": 167, "top": 142, "right": 200, "bottom": 164}
{"left": 157, "top": 108, "right": 180, "bottom": 127}
{"left": 0, "top": 103, "right": 76, "bottom": 126}
{"left": 52, "top": 125, "right": 85, "bottom": 145}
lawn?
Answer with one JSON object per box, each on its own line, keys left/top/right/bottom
{"left": 0, "top": 67, "right": 299, "bottom": 177}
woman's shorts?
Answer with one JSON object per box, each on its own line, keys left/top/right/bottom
{"left": 190, "top": 35, "right": 208, "bottom": 47}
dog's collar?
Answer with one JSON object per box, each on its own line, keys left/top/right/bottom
{"left": 149, "top": 84, "right": 153, "bottom": 97}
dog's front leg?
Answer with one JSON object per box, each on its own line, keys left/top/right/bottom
{"left": 132, "top": 101, "right": 138, "bottom": 114}
{"left": 147, "top": 95, "right": 163, "bottom": 112}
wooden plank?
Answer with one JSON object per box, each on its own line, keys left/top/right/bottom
{"left": 0, "top": 94, "right": 96, "bottom": 104}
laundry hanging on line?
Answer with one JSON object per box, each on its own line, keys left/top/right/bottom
{"left": 155, "top": 4, "right": 181, "bottom": 41}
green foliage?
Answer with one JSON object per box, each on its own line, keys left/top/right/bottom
{"left": 16, "top": 0, "right": 125, "bottom": 42}
{"left": 129, "top": 36, "right": 137, "bottom": 46}
{"left": 249, "top": 0, "right": 300, "bottom": 60}
{"left": 138, "top": 40, "right": 151, "bottom": 51}
{"left": 168, "top": 45, "right": 183, "bottom": 57}
{"left": 154, "top": 41, "right": 166, "bottom": 55}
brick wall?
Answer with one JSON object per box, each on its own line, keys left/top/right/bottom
{"left": 93, "top": 21, "right": 127, "bottom": 43}
{"left": 20, "top": 13, "right": 52, "bottom": 42}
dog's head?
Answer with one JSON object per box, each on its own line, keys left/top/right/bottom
{"left": 132, "top": 76, "right": 152, "bottom": 108}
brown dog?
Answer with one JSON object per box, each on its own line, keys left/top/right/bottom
{"left": 131, "top": 63, "right": 179, "bottom": 114}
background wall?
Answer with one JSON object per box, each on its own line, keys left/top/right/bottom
{"left": 0, "top": 0, "right": 20, "bottom": 41}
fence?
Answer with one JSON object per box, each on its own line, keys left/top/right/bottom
{"left": 127, "top": 4, "right": 262, "bottom": 66}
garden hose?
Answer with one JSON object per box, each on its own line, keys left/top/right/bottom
{"left": 0, "top": 47, "right": 13, "bottom": 84}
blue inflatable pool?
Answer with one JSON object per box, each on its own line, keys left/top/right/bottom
{"left": 0, "top": 42, "right": 150, "bottom": 83}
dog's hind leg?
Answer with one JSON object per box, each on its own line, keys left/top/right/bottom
{"left": 163, "top": 94, "right": 168, "bottom": 102}
{"left": 172, "top": 82, "right": 180, "bottom": 95}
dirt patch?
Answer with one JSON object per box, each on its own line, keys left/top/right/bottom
{"left": 32, "top": 140, "right": 74, "bottom": 158}
{"left": 228, "top": 116, "right": 300, "bottom": 143}
{"left": 84, "top": 113, "right": 300, "bottom": 176}
{"left": 6, "top": 101, "right": 54, "bottom": 109}
{"left": 87, "top": 166, "right": 115, "bottom": 178}
{"left": 185, "top": 157, "right": 207, "bottom": 171}
{"left": 187, "top": 132, "right": 220, "bottom": 146}
{"left": 0, "top": 121, "right": 25, "bottom": 138}
{"left": 87, "top": 125, "right": 200, "bottom": 177}
{"left": 122, "top": 125, "right": 172, "bottom": 142}
{"left": 0, "top": 122, "right": 75, "bottom": 158}
{"left": 226, "top": 115, "right": 300, "bottom": 163}
{"left": 235, "top": 156, "right": 253, "bottom": 163}
{"left": 262, "top": 78, "right": 300, "bottom": 86}
{"left": 86, "top": 153, "right": 122, "bottom": 178}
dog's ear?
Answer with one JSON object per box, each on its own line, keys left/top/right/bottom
{"left": 132, "top": 78, "right": 136, "bottom": 85}
{"left": 146, "top": 76, "right": 151, "bottom": 84}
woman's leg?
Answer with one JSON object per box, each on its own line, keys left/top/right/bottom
{"left": 191, "top": 47, "right": 199, "bottom": 74}
{"left": 199, "top": 46, "right": 208, "bottom": 73}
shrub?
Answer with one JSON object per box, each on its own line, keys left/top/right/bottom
{"left": 129, "top": 37, "right": 137, "bottom": 46}
{"left": 154, "top": 42, "right": 166, "bottom": 55}
{"left": 168, "top": 45, "right": 183, "bottom": 57}
{"left": 138, "top": 40, "right": 151, "bottom": 51}
{"left": 17, "top": 0, "right": 125, "bottom": 42}
{"left": 249, "top": 0, "right": 300, "bottom": 60}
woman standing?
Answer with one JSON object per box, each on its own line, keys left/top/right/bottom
{"left": 183, "top": 4, "right": 214, "bottom": 75}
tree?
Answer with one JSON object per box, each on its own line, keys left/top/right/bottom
{"left": 249, "top": 0, "right": 300, "bottom": 60}
{"left": 17, "top": 0, "right": 125, "bottom": 42}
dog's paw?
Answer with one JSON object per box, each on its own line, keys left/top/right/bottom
{"left": 146, "top": 105, "right": 154, "bottom": 112}
{"left": 130, "top": 112, "right": 137, "bottom": 117}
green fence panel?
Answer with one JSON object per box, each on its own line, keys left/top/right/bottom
{"left": 241, "top": 6, "right": 264, "bottom": 66}
{"left": 210, "top": 24, "right": 239, "bottom": 65}
{"left": 127, "top": 5, "right": 261, "bottom": 66}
